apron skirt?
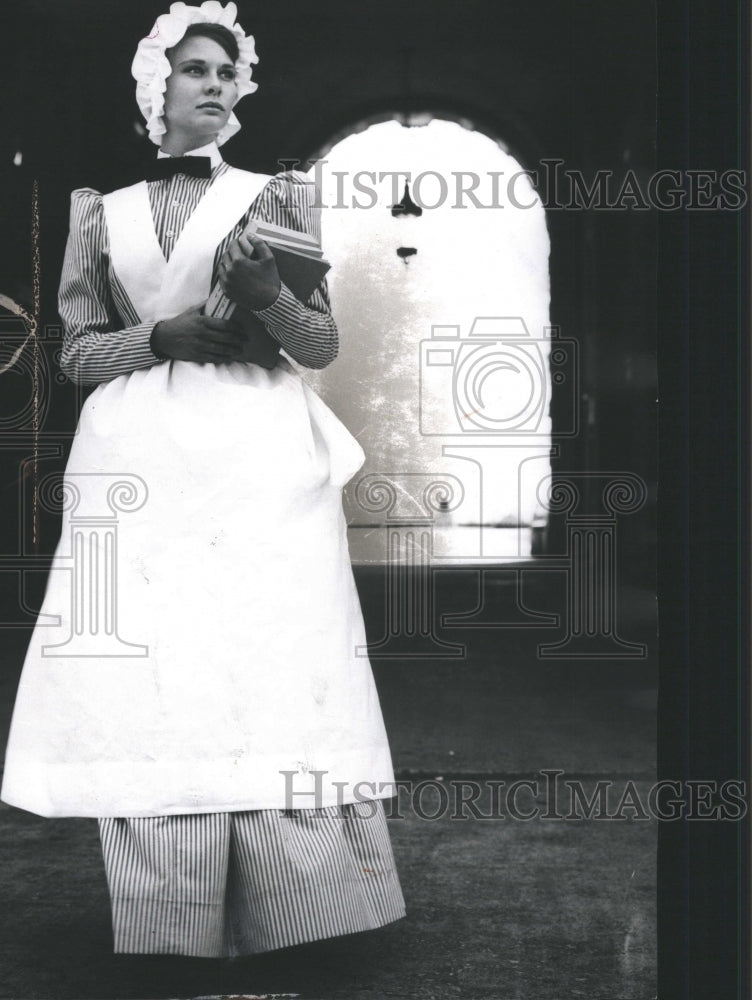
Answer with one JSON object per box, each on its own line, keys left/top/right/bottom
{"left": 1, "top": 357, "right": 398, "bottom": 816}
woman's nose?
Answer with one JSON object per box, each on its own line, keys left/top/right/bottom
{"left": 204, "top": 74, "right": 222, "bottom": 93}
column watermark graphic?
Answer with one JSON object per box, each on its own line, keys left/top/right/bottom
{"left": 354, "top": 472, "right": 466, "bottom": 659}
{"left": 533, "top": 472, "right": 648, "bottom": 659}
{"left": 351, "top": 312, "right": 650, "bottom": 660}
{"left": 37, "top": 473, "right": 149, "bottom": 657}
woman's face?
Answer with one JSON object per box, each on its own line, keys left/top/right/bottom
{"left": 163, "top": 34, "right": 238, "bottom": 148}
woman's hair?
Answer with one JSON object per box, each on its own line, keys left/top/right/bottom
{"left": 173, "top": 23, "right": 240, "bottom": 63}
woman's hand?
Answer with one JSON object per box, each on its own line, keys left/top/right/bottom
{"left": 151, "top": 303, "right": 247, "bottom": 364}
{"left": 229, "top": 307, "right": 281, "bottom": 368}
{"left": 218, "top": 232, "right": 281, "bottom": 311}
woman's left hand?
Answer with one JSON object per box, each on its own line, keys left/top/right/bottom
{"left": 218, "top": 232, "right": 281, "bottom": 311}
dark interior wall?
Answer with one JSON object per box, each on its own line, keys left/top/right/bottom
{"left": 1, "top": 0, "right": 657, "bottom": 580}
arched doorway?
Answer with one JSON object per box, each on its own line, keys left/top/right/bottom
{"left": 302, "top": 118, "right": 552, "bottom": 562}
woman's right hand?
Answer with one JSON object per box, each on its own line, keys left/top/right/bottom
{"left": 151, "top": 304, "right": 246, "bottom": 364}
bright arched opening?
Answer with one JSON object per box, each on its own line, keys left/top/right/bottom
{"left": 303, "top": 119, "right": 552, "bottom": 562}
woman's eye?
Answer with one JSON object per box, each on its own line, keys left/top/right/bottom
{"left": 220, "top": 70, "right": 237, "bottom": 81}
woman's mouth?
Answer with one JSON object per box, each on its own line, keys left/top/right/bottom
{"left": 198, "top": 102, "right": 224, "bottom": 112}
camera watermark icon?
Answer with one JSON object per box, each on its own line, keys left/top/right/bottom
{"left": 419, "top": 317, "right": 578, "bottom": 437}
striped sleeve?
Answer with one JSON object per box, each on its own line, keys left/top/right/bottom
{"left": 248, "top": 171, "right": 339, "bottom": 370}
{"left": 58, "top": 189, "right": 161, "bottom": 385}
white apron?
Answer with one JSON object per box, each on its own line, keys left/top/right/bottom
{"left": 1, "top": 168, "right": 396, "bottom": 818}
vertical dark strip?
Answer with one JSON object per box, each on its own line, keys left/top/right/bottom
{"left": 31, "top": 179, "right": 40, "bottom": 551}
{"left": 657, "top": 0, "right": 750, "bottom": 997}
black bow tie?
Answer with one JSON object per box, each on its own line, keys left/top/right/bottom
{"left": 145, "top": 156, "right": 213, "bottom": 182}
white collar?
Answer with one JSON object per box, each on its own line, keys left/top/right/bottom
{"left": 157, "top": 141, "right": 223, "bottom": 168}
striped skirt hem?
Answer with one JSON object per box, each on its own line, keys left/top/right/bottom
{"left": 99, "top": 800, "right": 405, "bottom": 957}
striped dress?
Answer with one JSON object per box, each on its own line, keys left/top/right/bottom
{"left": 56, "top": 152, "right": 406, "bottom": 957}
{"left": 59, "top": 160, "right": 338, "bottom": 382}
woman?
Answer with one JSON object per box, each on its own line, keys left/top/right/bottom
{"left": 1, "top": 1, "right": 405, "bottom": 959}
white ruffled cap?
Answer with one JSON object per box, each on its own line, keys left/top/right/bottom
{"left": 131, "top": 1, "right": 258, "bottom": 147}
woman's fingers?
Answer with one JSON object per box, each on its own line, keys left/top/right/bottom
{"left": 226, "top": 241, "right": 247, "bottom": 264}
{"left": 203, "top": 341, "right": 243, "bottom": 358}
{"left": 220, "top": 255, "right": 252, "bottom": 283}
{"left": 199, "top": 340, "right": 243, "bottom": 360}
{"left": 247, "top": 233, "right": 273, "bottom": 260}
{"left": 201, "top": 315, "right": 240, "bottom": 333}
{"left": 205, "top": 326, "right": 245, "bottom": 344}
{"left": 219, "top": 236, "right": 272, "bottom": 283}
{"left": 237, "top": 231, "right": 257, "bottom": 258}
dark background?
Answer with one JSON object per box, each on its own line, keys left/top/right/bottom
{"left": 1, "top": 0, "right": 658, "bottom": 577}
{"left": 0, "top": 1, "right": 748, "bottom": 998}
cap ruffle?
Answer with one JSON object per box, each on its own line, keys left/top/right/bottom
{"left": 131, "top": 1, "right": 258, "bottom": 147}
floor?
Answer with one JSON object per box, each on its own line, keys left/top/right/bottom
{"left": 0, "top": 568, "right": 657, "bottom": 1000}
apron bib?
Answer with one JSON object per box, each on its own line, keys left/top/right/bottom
{"left": 1, "top": 170, "right": 393, "bottom": 818}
